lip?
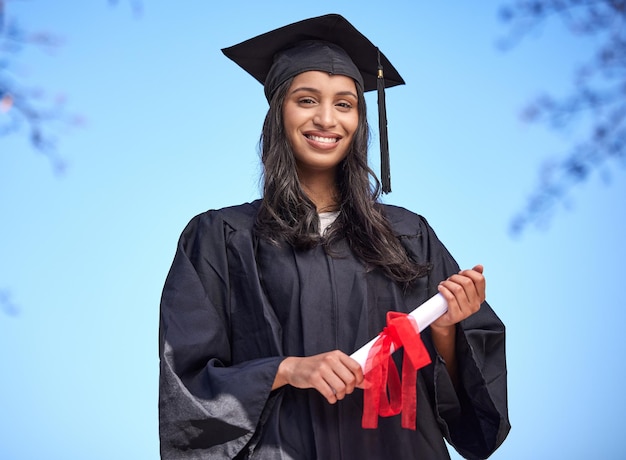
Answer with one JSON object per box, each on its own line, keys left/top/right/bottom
{"left": 303, "top": 131, "right": 342, "bottom": 150}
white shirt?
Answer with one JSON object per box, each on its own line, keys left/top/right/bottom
{"left": 318, "top": 211, "right": 340, "bottom": 236}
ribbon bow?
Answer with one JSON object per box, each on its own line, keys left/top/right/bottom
{"left": 362, "top": 311, "right": 432, "bottom": 430}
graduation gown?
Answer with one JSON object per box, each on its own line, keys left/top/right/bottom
{"left": 158, "top": 200, "right": 510, "bottom": 459}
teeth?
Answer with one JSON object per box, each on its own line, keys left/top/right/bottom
{"left": 307, "top": 134, "right": 338, "bottom": 144}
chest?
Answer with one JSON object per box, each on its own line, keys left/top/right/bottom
{"left": 255, "top": 239, "right": 413, "bottom": 356}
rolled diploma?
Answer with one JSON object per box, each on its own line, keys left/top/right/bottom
{"left": 350, "top": 293, "right": 448, "bottom": 371}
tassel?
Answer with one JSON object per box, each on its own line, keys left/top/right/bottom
{"left": 377, "top": 49, "right": 391, "bottom": 194}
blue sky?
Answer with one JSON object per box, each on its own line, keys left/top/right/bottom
{"left": 1, "top": 1, "right": 625, "bottom": 459}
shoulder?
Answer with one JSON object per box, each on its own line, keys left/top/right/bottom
{"left": 186, "top": 200, "right": 261, "bottom": 232}
{"left": 379, "top": 203, "right": 458, "bottom": 268}
{"left": 177, "top": 200, "right": 261, "bottom": 251}
{"left": 378, "top": 203, "right": 431, "bottom": 236}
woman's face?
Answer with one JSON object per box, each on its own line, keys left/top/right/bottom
{"left": 282, "top": 71, "right": 359, "bottom": 178}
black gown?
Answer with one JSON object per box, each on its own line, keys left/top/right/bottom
{"left": 158, "top": 200, "right": 510, "bottom": 459}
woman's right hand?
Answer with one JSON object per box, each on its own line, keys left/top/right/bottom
{"left": 273, "top": 351, "right": 364, "bottom": 404}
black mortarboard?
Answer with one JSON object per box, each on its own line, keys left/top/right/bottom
{"left": 222, "top": 14, "right": 405, "bottom": 193}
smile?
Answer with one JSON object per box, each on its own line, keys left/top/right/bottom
{"left": 305, "top": 134, "right": 339, "bottom": 144}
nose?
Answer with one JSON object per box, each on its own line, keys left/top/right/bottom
{"left": 312, "top": 102, "right": 336, "bottom": 129}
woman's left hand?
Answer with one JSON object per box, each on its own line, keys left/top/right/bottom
{"left": 432, "top": 264, "right": 485, "bottom": 330}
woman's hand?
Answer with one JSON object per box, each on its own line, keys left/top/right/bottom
{"left": 432, "top": 264, "right": 485, "bottom": 331}
{"left": 430, "top": 265, "right": 485, "bottom": 386}
{"left": 273, "top": 350, "right": 364, "bottom": 404}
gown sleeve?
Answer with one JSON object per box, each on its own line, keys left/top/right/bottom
{"left": 158, "top": 211, "right": 283, "bottom": 459}
{"left": 392, "top": 209, "right": 511, "bottom": 460}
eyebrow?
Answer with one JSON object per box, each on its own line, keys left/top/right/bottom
{"left": 290, "top": 86, "right": 358, "bottom": 99}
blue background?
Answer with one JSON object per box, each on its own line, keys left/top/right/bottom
{"left": 1, "top": 1, "right": 625, "bottom": 459}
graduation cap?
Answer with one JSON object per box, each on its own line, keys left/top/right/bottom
{"left": 222, "top": 14, "right": 405, "bottom": 193}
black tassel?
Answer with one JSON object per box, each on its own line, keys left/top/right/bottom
{"left": 377, "top": 49, "right": 391, "bottom": 194}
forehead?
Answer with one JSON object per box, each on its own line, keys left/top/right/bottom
{"left": 289, "top": 71, "right": 358, "bottom": 94}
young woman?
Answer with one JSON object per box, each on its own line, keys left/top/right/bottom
{"left": 159, "top": 14, "right": 510, "bottom": 460}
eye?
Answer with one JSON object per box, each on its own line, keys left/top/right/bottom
{"left": 335, "top": 101, "right": 354, "bottom": 111}
{"left": 298, "top": 97, "right": 317, "bottom": 105}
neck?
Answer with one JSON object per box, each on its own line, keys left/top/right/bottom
{"left": 298, "top": 170, "right": 339, "bottom": 213}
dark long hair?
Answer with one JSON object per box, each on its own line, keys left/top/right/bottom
{"left": 255, "top": 76, "right": 429, "bottom": 286}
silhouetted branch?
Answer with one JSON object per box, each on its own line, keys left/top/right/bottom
{"left": 1, "top": 0, "right": 141, "bottom": 317}
{"left": 0, "top": 0, "right": 77, "bottom": 173}
{"left": 0, "top": 0, "right": 141, "bottom": 173}
{"left": 500, "top": 0, "right": 626, "bottom": 236}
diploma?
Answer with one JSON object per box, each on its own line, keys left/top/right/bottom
{"left": 350, "top": 293, "right": 448, "bottom": 371}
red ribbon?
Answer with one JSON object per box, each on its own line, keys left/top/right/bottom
{"left": 362, "top": 311, "right": 432, "bottom": 430}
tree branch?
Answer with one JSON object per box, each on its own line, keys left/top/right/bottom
{"left": 500, "top": 0, "right": 626, "bottom": 235}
